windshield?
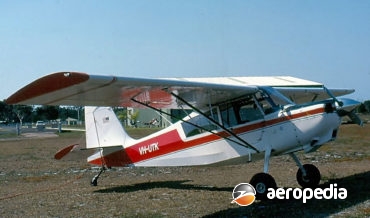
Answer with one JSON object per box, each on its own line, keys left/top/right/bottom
{"left": 259, "top": 87, "right": 294, "bottom": 107}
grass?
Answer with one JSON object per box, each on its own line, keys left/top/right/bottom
{"left": 22, "top": 175, "right": 53, "bottom": 183}
{"left": 0, "top": 127, "right": 18, "bottom": 139}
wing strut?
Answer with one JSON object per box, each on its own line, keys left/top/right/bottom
{"left": 323, "top": 86, "right": 343, "bottom": 106}
{"left": 167, "top": 91, "right": 260, "bottom": 153}
{"left": 131, "top": 97, "right": 259, "bottom": 153}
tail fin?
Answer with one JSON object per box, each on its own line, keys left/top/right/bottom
{"left": 85, "top": 107, "right": 134, "bottom": 149}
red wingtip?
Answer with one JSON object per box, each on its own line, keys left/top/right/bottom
{"left": 54, "top": 144, "right": 79, "bottom": 160}
{"left": 6, "top": 72, "right": 89, "bottom": 104}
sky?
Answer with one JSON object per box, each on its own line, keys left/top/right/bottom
{"left": 0, "top": 0, "right": 369, "bottom": 101}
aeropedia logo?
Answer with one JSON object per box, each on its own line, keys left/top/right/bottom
{"left": 232, "top": 183, "right": 347, "bottom": 206}
{"left": 231, "top": 183, "right": 256, "bottom": 206}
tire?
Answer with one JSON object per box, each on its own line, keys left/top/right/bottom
{"left": 296, "top": 164, "right": 321, "bottom": 188}
{"left": 250, "top": 173, "right": 277, "bottom": 200}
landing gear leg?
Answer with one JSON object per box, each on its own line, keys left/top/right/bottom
{"left": 289, "top": 153, "right": 321, "bottom": 188}
{"left": 91, "top": 167, "right": 105, "bottom": 186}
{"left": 250, "top": 145, "right": 277, "bottom": 200}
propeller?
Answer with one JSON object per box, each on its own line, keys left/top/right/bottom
{"left": 323, "top": 86, "right": 363, "bottom": 126}
{"left": 336, "top": 98, "right": 363, "bottom": 126}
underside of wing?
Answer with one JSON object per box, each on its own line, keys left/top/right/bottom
{"left": 173, "top": 76, "right": 354, "bottom": 104}
{"left": 6, "top": 72, "right": 258, "bottom": 109}
{"left": 275, "top": 87, "right": 354, "bottom": 104}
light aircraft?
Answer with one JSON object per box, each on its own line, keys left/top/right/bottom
{"left": 6, "top": 72, "right": 362, "bottom": 199}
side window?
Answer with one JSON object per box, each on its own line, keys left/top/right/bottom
{"left": 220, "top": 105, "right": 238, "bottom": 128}
{"left": 238, "top": 103, "right": 263, "bottom": 123}
{"left": 220, "top": 96, "right": 265, "bottom": 126}
{"left": 181, "top": 109, "right": 219, "bottom": 137}
{"left": 181, "top": 92, "right": 277, "bottom": 137}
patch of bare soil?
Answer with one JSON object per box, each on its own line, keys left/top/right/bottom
{"left": 21, "top": 131, "right": 58, "bottom": 139}
{"left": 0, "top": 125, "right": 369, "bottom": 217}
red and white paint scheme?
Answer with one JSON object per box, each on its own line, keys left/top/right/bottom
{"left": 6, "top": 72, "right": 362, "bottom": 199}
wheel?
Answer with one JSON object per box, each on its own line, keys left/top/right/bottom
{"left": 296, "top": 164, "right": 321, "bottom": 188}
{"left": 250, "top": 173, "right": 277, "bottom": 200}
{"left": 91, "top": 175, "right": 98, "bottom": 186}
{"left": 90, "top": 167, "right": 105, "bottom": 186}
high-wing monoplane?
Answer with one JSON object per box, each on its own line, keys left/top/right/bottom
{"left": 6, "top": 72, "right": 362, "bottom": 199}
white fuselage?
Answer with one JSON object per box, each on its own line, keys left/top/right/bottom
{"left": 130, "top": 102, "right": 341, "bottom": 167}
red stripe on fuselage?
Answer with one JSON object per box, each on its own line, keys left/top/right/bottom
{"left": 89, "top": 148, "right": 133, "bottom": 167}
{"left": 90, "top": 107, "right": 327, "bottom": 166}
{"left": 125, "top": 130, "right": 222, "bottom": 163}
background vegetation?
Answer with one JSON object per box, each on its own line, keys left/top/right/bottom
{"left": 0, "top": 100, "right": 369, "bottom": 125}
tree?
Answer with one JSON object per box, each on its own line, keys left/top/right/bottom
{"left": 114, "top": 107, "right": 127, "bottom": 125}
{"left": 0, "top": 101, "right": 13, "bottom": 123}
{"left": 128, "top": 108, "right": 139, "bottom": 127}
{"left": 12, "top": 105, "right": 33, "bottom": 125}
{"left": 364, "top": 100, "right": 370, "bottom": 113}
{"left": 357, "top": 100, "right": 370, "bottom": 114}
{"left": 58, "top": 106, "right": 82, "bottom": 121}
{"left": 35, "top": 106, "right": 59, "bottom": 121}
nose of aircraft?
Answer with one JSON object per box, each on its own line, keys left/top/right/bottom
{"left": 338, "top": 98, "right": 362, "bottom": 112}
{"left": 337, "top": 98, "right": 363, "bottom": 126}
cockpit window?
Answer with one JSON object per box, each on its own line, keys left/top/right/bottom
{"left": 238, "top": 103, "right": 264, "bottom": 123}
{"left": 254, "top": 90, "right": 276, "bottom": 114}
{"left": 259, "top": 86, "right": 294, "bottom": 107}
{"left": 181, "top": 87, "right": 289, "bottom": 138}
{"left": 220, "top": 95, "right": 265, "bottom": 126}
{"left": 220, "top": 104, "right": 238, "bottom": 128}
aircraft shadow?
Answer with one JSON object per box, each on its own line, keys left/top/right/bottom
{"left": 93, "top": 171, "right": 369, "bottom": 217}
{"left": 95, "top": 180, "right": 232, "bottom": 193}
{"left": 204, "top": 171, "right": 370, "bottom": 218}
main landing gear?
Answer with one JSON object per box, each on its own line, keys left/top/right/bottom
{"left": 249, "top": 149, "right": 321, "bottom": 200}
{"left": 290, "top": 153, "right": 321, "bottom": 188}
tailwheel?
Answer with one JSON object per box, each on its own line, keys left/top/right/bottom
{"left": 250, "top": 172, "right": 277, "bottom": 200}
{"left": 296, "top": 164, "right": 321, "bottom": 188}
{"left": 91, "top": 167, "right": 105, "bottom": 186}
{"left": 91, "top": 176, "right": 98, "bottom": 186}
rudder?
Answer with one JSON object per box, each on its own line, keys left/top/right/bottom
{"left": 85, "top": 106, "right": 134, "bottom": 149}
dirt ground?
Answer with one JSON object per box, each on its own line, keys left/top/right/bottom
{"left": 0, "top": 124, "right": 369, "bottom": 217}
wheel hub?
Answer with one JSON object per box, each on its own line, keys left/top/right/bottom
{"left": 255, "top": 182, "right": 266, "bottom": 193}
{"left": 302, "top": 175, "right": 310, "bottom": 183}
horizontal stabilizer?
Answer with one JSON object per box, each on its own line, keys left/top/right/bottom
{"left": 54, "top": 144, "right": 79, "bottom": 160}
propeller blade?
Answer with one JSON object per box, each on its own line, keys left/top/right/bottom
{"left": 348, "top": 111, "right": 363, "bottom": 126}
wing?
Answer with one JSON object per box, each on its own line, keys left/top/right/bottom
{"left": 6, "top": 73, "right": 354, "bottom": 108}
{"left": 6, "top": 72, "right": 258, "bottom": 109}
